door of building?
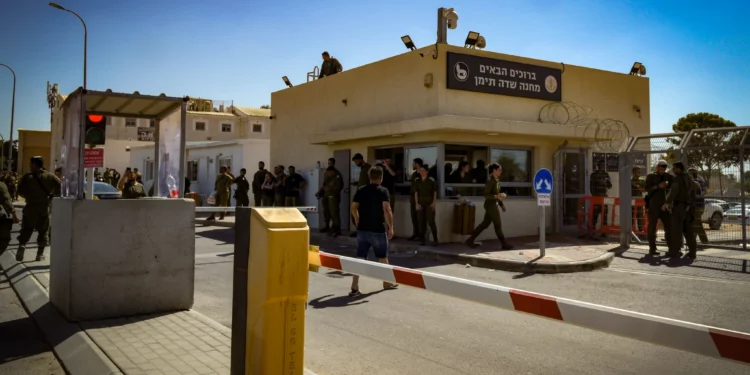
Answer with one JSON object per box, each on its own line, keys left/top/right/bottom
{"left": 333, "top": 149, "right": 351, "bottom": 232}
{"left": 554, "top": 150, "right": 588, "bottom": 234}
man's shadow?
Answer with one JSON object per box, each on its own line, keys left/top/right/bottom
{"left": 308, "top": 290, "right": 387, "bottom": 309}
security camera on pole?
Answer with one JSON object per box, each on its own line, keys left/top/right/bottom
{"left": 534, "top": 168, "right": 553, "bottom": 257}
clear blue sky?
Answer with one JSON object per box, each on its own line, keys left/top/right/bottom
{"left": 0, "top": 0, "right": 748, "bottom": 140}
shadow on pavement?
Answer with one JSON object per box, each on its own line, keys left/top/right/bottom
{"left": 308, "top": 290, "right": 387, "bottom": 309}
{"left": 0, "top": 317, "right": 53, "bottom": 365}
{"left": 196, "top": 228, "right": 235, "bottom": 244}
{"left": 618, "top": 249, "right": 747, "bottom": 273}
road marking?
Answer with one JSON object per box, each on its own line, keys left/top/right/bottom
{"left": 606, "top": 267, "right": 750, "bottom": 285}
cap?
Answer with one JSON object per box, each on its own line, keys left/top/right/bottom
{"left": 657, "top": 160, "right": 668, "bottom": 167}
{"left": 352, "top": 153, "right": 364, "bottom": 161}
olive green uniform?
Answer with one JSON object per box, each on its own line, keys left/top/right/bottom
{"left": 0, "top": 182, "right": 15, "bottom": 255}
{"left": 409, "top": 171, "right": 420, "bottom": 238}
{"left": 414, "top": 176, "right": 438, "bottom": 243}
{"left": 252, "top": 170, "right": 267, "bottom": 206}
{"left": 17, "top": 170, "right": 61, "bottom": 253}
{"left": 215, "top": 173, "right": 234, "bottom": 207}
{"left": 693, "top": 178, "right": 709, "bottom": 244}
{"left": 323, "top": 172, "right": 343, "bottom": 233}
{"left": 645, "top": 172, "right": 674, "bottom": 251}
{"left": 665, "top": 172, "right": 697, "bottom": 255}
{"left": 631, "top": 176, "right": 645, "bottom": 232}
{"left": 123, "top": 183, "right": 147, "bottom": 199}
{"left": 467, "top": 177, "right": 506, "bottom": 242}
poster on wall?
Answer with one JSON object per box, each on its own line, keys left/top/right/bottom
{"left": 446, "top": 52, "right": 562, "bottom": 101}
{"left": 593, "top": 152, "right": 620, "bottom": 172}
{"left": 606, "top": 153, "right": 619, "bottom": 171}
{"left": 138, "top": 127, "right": 155, "bottom": 142}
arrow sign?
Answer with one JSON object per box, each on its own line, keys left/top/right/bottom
{"left": 533, "top": 168, "right": 553, "bottom": 195}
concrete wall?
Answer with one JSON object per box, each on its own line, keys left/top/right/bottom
{"left": 17, "top": 129, "right": 52, "bottom": 174}
{"left": 50, "top": 198, "right": 195, "bottom": 321}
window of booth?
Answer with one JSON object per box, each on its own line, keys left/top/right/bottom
{"left": 186, "top": 160, "right": 199, "bottom": 182}
{"left": 376, "top": 145, "right": 437, "bottom": 196}
{"left": 444, "top": 144, "right": 532, "bottom": 198}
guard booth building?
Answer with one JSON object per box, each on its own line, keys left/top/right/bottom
{"left": 270, "top": 44, "right": 650, "bottom": 242}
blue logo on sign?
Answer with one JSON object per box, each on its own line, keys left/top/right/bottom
{"left": 533, "top": 168, "right": 553, "bottom": 194}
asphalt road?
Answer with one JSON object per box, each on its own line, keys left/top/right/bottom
{"left": 193, "top": 226, "right": 750, "bottom": 375}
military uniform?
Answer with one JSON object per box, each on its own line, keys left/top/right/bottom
{"left": 285, "top": 172, "right": 305, "bottom": 207}
{"left": 319, "top": 57, "right": 343, "bottom": 78}
{"left": 693, "top": 177, "right": 709, "bottom": 243}
{"left": 234, "top": 174, "right": 250, "bottom": 207}
{"left": 0, "top": 182, "right": 16, "bottom": 256}
{"left": 408, "top": 171, "right": 420, "bottom": 240}
{"left": 414, "top": 175, "right": 438, "bottom": 245}
{"left": 122, "top": 182, "right": 147, "bottom": 199}
{"left": 631, "top": 176, "right": 645, "bottom": 231}
{"left": 209, "top": 172, "right": 234, "bottom": 220}
{"left": 251, "top": 169, "right": 267, "bottom": 206}
{"left": 665, "top": 172, "right": 697, "bottom": 257}
{"left": 645, "top": 172, "right": 674, "bottom": 253}
{"left": 323, "top": 172, "right": 343, "bottom": 234}
{"left": 466, "top": 176, "right": 512, "bottom": 249}
{"left": 16, "top": 169, "right": 60, "bottom": 261}
{"left": 589, "top": 170, "right": 612, "bottom": 233}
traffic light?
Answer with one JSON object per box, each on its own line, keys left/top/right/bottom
{"left": 85, "top": 114, "right": 106, "bottom": 145}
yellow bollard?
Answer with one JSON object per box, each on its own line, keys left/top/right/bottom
{"left": 246, "top": 208, "right": 309, "bottom": 375}
{"left": 308, "top": 245, "right": 320, "bottom": 273}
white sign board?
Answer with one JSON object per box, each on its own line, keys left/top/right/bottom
{"left": 537, "top": 193, "right": 551, "bottom": 207}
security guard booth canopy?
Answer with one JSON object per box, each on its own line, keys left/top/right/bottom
{"left": 58, "top": 88, "right": 188, "bottom": 199}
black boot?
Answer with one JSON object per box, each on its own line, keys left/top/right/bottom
{"left": 501, "top": 239, "right": 514, "bottom": 250}
{"left": 648, "top": 248, "right": 659, "bottom": 256}
{"left": 36, "top": 248, "right": 45, "bottom": 262}
{"left": 465, "top": 237, "right": 478, "bottom": 249}
{"left": 15, "top": 245, "right": 25, "bottom": 262}
{"left": 319, "top": 226, "right": 330, "bottom": 233}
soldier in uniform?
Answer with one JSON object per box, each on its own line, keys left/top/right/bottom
{"left": 663, "top": 162, "right": 697, "bottom": 259}
{"left": 121, "top": 171, "right": 147, "bottom": 199}
{"left": 252, "top": 161, "right": 268, "bottom": 207}
{"left": 0, "top": 178, "right": 19, "bottom": 256}
{"left": 589, "top": 161, "right": 612, "bottom": 237}
{"left": 414, "top": 164, "right": 438, "bottom": 246}
{"left": 234, "top": 168, "right": 251, "bottom": 207}
{"left": 16, "top": 156, "right": 61, "bottom": 262}
{"left": 645, "top": 160, "right": 674, "bottom": 255}
{"left": 322, "top": 167, "right": 342, "bottom": 237}
{"left": 351, "top": 154, "right": 371, "bottom": 237}
{"left": 284, "top": 166, "right": 306, "bottom": 207}
{"left": 465, "top": 163, "right": 513, "bottom": 250}
{"left": 631, "top": 166, "right": 646, "bottom": 232}
{"left": 318, "top": 159, "right": 342, "bottom": 233}
{"left": 688, "top": 168, "right": 709, "bottom": 244}
{"left": 207, "top": 166, "right": 234, "bottom": 221}
{"left": 408, "top": 158, "right": 424, "bottom": 241}
{"left": 318, "top": 51, "right": 343, "bottom": 78}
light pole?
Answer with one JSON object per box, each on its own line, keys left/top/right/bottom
{"left": 0, "top": 64, "right": 15, "bottom": 172}
{"left": 50, "top": 2, "right": 90, "bottom": 199}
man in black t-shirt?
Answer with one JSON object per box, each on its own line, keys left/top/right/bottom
{"left": 349, "top": 166, "right": 397, "bottom": 297}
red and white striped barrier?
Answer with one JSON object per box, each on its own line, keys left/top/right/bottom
{"left": 195, "top": 206, "right": 318, "bottom": 213}
{"left": 310, "top": 251, "right": 750, "bottom": 365}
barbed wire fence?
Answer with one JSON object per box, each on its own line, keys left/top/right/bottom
{"left": 538, "top": 101, "right": 631, "bottom": 152}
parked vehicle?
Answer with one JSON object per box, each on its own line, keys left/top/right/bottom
{"left": 701, "top": 199, "right": 725, "bottom": 230}
{"left": 723, "top": 207, "right": 750, "bottom": 226}
{"left": 83, "top": 181, "right": 122, "bottom": 200}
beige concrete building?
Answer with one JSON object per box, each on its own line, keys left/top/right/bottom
{"left": 270, "top": 44, "right": 650, "bottom": 242}
{"left": 17, "top": 129, "right": 52, "bottom": 175}
{"left": 48, "top": 88, "right": 270, "bottom": 175}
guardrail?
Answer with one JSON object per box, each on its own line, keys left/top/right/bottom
{"left": 308, "top": 248, "right": 750, "bottom": 365}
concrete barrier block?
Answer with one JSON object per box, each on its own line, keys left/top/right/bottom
{"left": 50, "top": 198, "right": 195, "bottom": 321}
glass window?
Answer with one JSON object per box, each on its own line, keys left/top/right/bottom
{"left": 252, "top": 124, "right": 262, "bottom": 133}
{"left": 187, "top": 160, "right": 199, "bottom": 181}
{"left": 144, "top": 160, "right": 154, "bottom": 181}
{"left": 444, "top": 144, "right": 489, "bottom": 197}
{"left": 149, "top": 120, "right": 156, "bottom": 128}
{"left": 221, "top": 123, "right": 232, "bottom": 132}
{"left": 491, "top": 148, "right": 532, "bottom": 196}
{"left": 125, "top": 118, "right": 137, "bottom": 127}
{"left": 195, "top": 122, "right": 206, "bottom": 131}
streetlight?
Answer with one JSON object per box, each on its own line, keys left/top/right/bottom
{"left": 0, "top": 64, "right": 15, "bottom": 172}
{"left": 50, "top": 2, "right": 90, "bottom": 199}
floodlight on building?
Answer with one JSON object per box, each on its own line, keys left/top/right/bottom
{"left": 629, "top": 62, "right": 646, "bottom": 76}
{"left": 465, "top": 31, "right": 480, "bottom": 48}
{"left": 401, "top": 35, "right": 416, "bottom": 51}
{"left": 282, "top": 76, "right": 293, "bottom": 87}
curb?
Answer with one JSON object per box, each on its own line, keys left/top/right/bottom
{"left": 310, "top": 233, "right": 613, "bottom": 274}
{"left": 0, "top": 251, "right": 123, "bottom": 375}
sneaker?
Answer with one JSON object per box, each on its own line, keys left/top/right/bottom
{"left": 348, "top": 289, "right": 361, "bottom": 297}
{"left": 383, "top": 282, "right": 399, "bottom": 290}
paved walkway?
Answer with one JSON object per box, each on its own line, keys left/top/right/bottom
{"left": 1, "top": 246, "right": 319, "bottom": 375}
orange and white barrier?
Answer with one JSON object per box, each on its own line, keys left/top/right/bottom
{"left": 309, "top": 250, "right": 750, "bottom": 365}
{"left": 195, "top": 206, "right": 318, "bottom": 213}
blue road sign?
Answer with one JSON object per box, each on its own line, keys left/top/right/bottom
{"left": 534, "top": 168, "right": 553, "bottom": 194}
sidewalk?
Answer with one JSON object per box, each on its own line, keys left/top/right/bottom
{"left": 196, "top": 216, "right": 615, "bottom": 273}
{"left": 0, "top": 248, "right": 319, "bottom": 375}
{"left": 0, "top": 266, "right": 65, "bottom": 374}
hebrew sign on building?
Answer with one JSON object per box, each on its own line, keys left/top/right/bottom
{"left": 446, "top": 52, "right": 562, "bottom": 101}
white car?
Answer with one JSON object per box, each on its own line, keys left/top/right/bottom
{"left": 723, "top": 207, "right": 750, "bottom": 226}
{"left": 701, "top": 199, "right": 725, "bottom": 230}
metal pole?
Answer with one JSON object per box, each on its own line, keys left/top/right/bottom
{"left": 0, "top": 64, "right": 15, "bottom": 172}
{"left": 178, "top": 100, "right": 187, "bottom": 197}
{"left": 436, "top": 8, "right": 447, "bottom": 44}
{"left": 741, "top": 147, "right": 746, "bottom": 250}
{"left": 539, "top": 206, "right": 546, "bottom": 257}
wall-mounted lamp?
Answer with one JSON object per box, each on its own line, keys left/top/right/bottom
{"left": 341, "top": 99, "right": 348, "bottom": 106}
{"left": 629, "top": 62, "right": 646, "bottom": 76}
{"left": 282, "top": 76, "right": 293, "bottom": 87}
{"left": 401, "top": 35, "right": 417, "bottom": 51}
{"left": 633, "top": 105, "right": 642, "bottom": 119}
{"left": 125, "top": 146, "right": 131, "bottom": 152}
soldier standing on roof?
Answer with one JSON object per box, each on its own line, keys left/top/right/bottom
{"left": 16, "top": 156, "right": 61, "bottom": 262}
{"left": 319, "top": 51, "right": 343, "bottom": 78}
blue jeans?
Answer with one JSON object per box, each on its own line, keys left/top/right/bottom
{"left": 356, "top": 230, "right": 389, "bottom": 259}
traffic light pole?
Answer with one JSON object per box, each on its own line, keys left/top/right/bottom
{"left": 86, "top": 145, "right": 94, "bottom": 199}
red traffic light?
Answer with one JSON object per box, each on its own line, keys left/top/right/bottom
{"left": 88, "top": 114, "right": 104, "bottom": 123}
